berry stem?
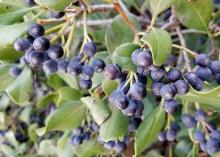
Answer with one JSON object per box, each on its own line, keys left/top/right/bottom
{"left": 45, "top": 23, "right": 65, "bottom": 35}
{"left": 64, "top": 20, "right": 76, "bottom": 57}
{"left": 172, "top": 44, "right": 197, "bottom": 57}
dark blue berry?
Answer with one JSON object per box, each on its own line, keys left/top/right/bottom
{"left": 136, "top": 50, "right": 153, "bottom": 67}
{"left": 150, "top": 68, "right": 166, "bottom": 81}
{"left": 166, "top": 129, "right": 177, "bottom": 141}
{"left": 214, "top": 0, "right": 220, "bottom": 4}
{"left": 91, "top": 58, "right": 105, "bottom": 72}
{"left": 151, "top": 81, "right": 164, "bottom": 96}
{"left": 137, "top": 66, "right": 150, "bottom": 76}
{"left": 15, "top": 130, "right": 28, "bottom": 143}
{"left": 117, "top": 81, "right": 130, "bottom": 95}
{"left": 82, "top": 42, "right": 96, "bottom": 57}
{"left": 194, "top": 109, "right": 207, "bottom": 122}
{"left": 171, "top": 122, "right": 180, "bottom": 132}
{"left": 216, "top": 73, "right": 220, "bottom": 85}
{"left": 182, "top": 114, "right": 196, "bottom": 128}
{"left": 167, "top": 68, "right": 182, "bottom": 82}
{"left": 114, "top": 141, "right": 127, "bottom": 153}
{"left": 196, "top": 67, "right": 213, "bottom": 82}
{"left": 50, "top": 11, "right": 65, "bottom": 19}
{"left": 24, "top": 0, "right": 36, "bottom": 6}
{"left": 71, "top": 135, "right": 83, "bottom": 145}
{"left": 194, "top": 130, "right": 205, "bottom": 143}
{"left": 80, "top": 65, "right": 94, "bottom": 80}
{"left": 174, "top": 79, "right": 189, "bottom": 95}
{"left": 165, "top": 55, "right": 177, "bottom": 67}
{"left": 130, "top": 82, "right": 146, "bottom": 100}
{"left": 29, "top": 51, "right": 44, "bottom": 66}
{"left": 67, "top": 58, "right": 82, "bottom": 76}
{"left": 131, "top": 48, "right": 142, "bottom": 65}
{"left": 195, "top": 54, "right": 210, "bottom": 67}
{"left": 28, "top": 23, "right": 45, "bottom": 38}
{"left": 74, "top": 127, "right": 84, "bottom": 135}
{"left": 137, "top": 75, "right": 147, "bottom": 85}
{"left": 116, "top": 72, "right": 127, "bottom": 83}
{"left": 200, "top": 141, "right": 207, "bottom": 152}
{"left": 104, "top": 64, "right": 120, "bottom": 80}
{"left": 27, "top": 35, "right": 35, "bottom": 43}
{"left": 163, "top": 99, "right": 178, "bottom": 114}
{"left": 210, "top": 130, "right": 220, "bottom": 140}
{"left": 33, "top": 37, "right": 50, "bottom": 52}
{"left": 79, "top": 79, "right": 92, "bottom": 89}
{"left": 210, "top": 61, "right": 220, "bottom": 74}
{"left": 47, "top": 44, "right": 64, "bottom": 59}
{"left": 14, "top": 38, "right": 30, "bottom": 52}
{"left": 9, "top": 66, "right": 22, "bottom": 77}
{"left": 104, "top": 141, "right": 115, "bottom": 150}
{"left": 206, "top": 138, "right": 220, "bottom": 155}
{"left": 134, "top": 100, "right": 144, "bottom": 117}
{"left": 184, "top": 72, "right": 203, "bottom": 91}
{"left": 43, "top": 59, "right": 58, "bottom": 74}
{"left": 89, "top": 122, "right": 99, "bottom": 132}
{"left": 109, "top": 90, "right": 129, "bottom": 110}
{"left": 122, "top": 100, "right": 137, "bottom": 116}
{"left": 158, "top": 131, "right": 166, "bottom": 142}
{"left": 128, "top": 117, "right": 142, "bottom": 132}
{"left": 160, "top": 84, "right": 176, "bottom": 100}
{"left": 82, "top": 132, "right": 90, "bottom": 141}
{"left": 58, "top": 60, "right": 69, "bottom": 73}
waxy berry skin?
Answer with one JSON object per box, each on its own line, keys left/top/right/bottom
{"left": 158, "top": 131, "right": 167, "bottom": 142}
{"left": 163, "top": 99, "right": 178, "bottom": 114}
{"left": 131, "top": 48, "right": 143, "bottom": 65}
{"left": 182, "top": 114, "right": 196, "bottom": 128}
{"left": 151, "top": 68, "right": 166, "bottom": 81}
{"left": 9, "top": 66, "right": 22, "bottom": 77}
{"left": 79, "top": 79, "right": 92, "bottom": 89}
{"left": 14, "top": 38, "right": 30, "bottom": 52}
{"left": 160, "top": 84, "right": 176, "bottom": 100}
{"left": 136, "top": 50, "right": 153, "bottom": 67}
{"left": 184, "top": 72, "right": 203, "bottom": 91}
{"left": 33, "top": 37, "right": 50, "bottom": 52}
{"left": 82, "top": 42, "right": 96, "bottom": 57}
{"left": 29, "top": 51, "right": 44, "bottom": 66}
{"left": 196, "top": 67, "right": 213, "bottom": 82}
{"left": 166, "top": 129, "right": 177, "bottom": 141}
{"left": 167, "top": 68, "right": 182, "bottom": 82}
{"left": 210, "top": 61, "right": 220, "bottom": 74}
{"left": 109, "top": 90, "right": 129, "bottom": 110}
{"left": 58, "top": 60, "right": 69, "bottom": 73}
{"left": 67, "top": 58, "right": 82, "bottom": 76}
{"left": 151, "top": 81, "right": 164, "bottom": 96}
{"left": 43, "top": 59, "right": 58, "bottom": 74}
{"left": 114, "top": 141, "right": 127, "bottom": 153}
{"left": 195, "top": 54, "right": 210, "bottom": 67}
{"left": 194, "top": 109, "right": 207, "bottom": 122}
{"left": 47, "top": 44, "right": 64, "bottom": 59}
{"left": 80, "top": 65, "right": 94, "bottom": 80}
{"left": 129, "top": 82, "right": 146, "bottom": 101}
{"left": 104, "top": 64, "right": 120, "bottom": 80}
{"left": 194, "top": 130, "right": 205, "bottom": 143}
{"left": 28, "top": 23, "right": 45, "bottom": 38}
{"left": 91, "top": 58, "right": 105, "bottom": 72}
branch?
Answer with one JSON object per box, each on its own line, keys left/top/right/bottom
{"left": 171, "top": 29, "right": 207, "bottom": 36}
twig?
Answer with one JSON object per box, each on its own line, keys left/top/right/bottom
{"left": 171, "top": 29, "right": 207, "bottom": 36}
{"left": 172, "top": 44, "right": 197, "bottom": 57}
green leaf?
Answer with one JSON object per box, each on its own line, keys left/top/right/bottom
{"left": 35, "top": 0, "right": 72, "bottom": 11}
{"left": 47, "top": 74, "right": 66, "bottom": 90}
{"left": 0, "top": 65, "right": 15, "bottom": 92}
{"left": 57, "top": 72, "right": 79, "bottom": 89}
{"left": 105, "top": 15, "right": 139, "bottom": 54}
{"left": 175, "top": 0, "right": 213, "bottom": 31}
{"left": 37, "top": 92, "right": 57, "bottom": 108}
{"left": 36, "top": 101, "right": 86, "bottom": 135}
{"left": 99, "top": 105, "right": 129, "bottom": 142}
{"left": 102, "top": 80, "right": 118, "bottom": 96}
{"left": 141, "top": 28, "right": 172, "bottom": 66}
{"left": 81, "top": 96, "right": 111, "bottom": 125}
{"left": 113, "top": 43, "right": 139, "bottom": 71}
{"left": 150, "top": 0, "right": 175, "bottom": 18}
{"left": 6, "top": 67, "right": 33, "bottom": 105}
{"left": 74, "top": 141, "right": 104, "bottom": 157}
{"left": 213, "top": 152, "right": 220, "bottom": 157}
{"left": 174, "top": 140, "right": 192, "bottom": 157}
{"left": 28, "top": 124, "right": 38, "bottom": 142}
{"left": 180, "top": 87, "right": 220, "bottom": 111}
{"left": 135, "top": 105, "right": 166, "bottom": 156}
{"left": 57, "top": 131, "right": 71, "bottom": 149}
{"left": 0, "top": 2, "right": 22, "bottom": 14}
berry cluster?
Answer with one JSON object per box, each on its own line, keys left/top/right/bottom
{"left": 71, "top": 127, "right": 91, "bottom": 146}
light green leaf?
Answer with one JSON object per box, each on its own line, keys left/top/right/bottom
{"left": 141, "top": 28, "right": 172, "bottom": 66}
{"left": 102, "top": 80, "right": 118, "bottom": 96}
{"left": 113, "top": 43, "right": 139, "bottom": 71}
{"left": 57, "top": 72, "right": 79, "bottom": 89}
{"left": 35, "top": 0, "right": 72, "bottom": 11}
{"left": 81, "top": 96, "right": 111, "bottom": 125}
{"left": 37, "top": 92, "right": 57, "bottom": 108}
{"left": 28, "top": 124, "right": 38, "bottom": 142}
{"left": 6, "top": 67, "right": 33, "bottom": 105}
{"left": 0, "top": 2, "right": 22, "bottom": 14}
{"left": 47, "top": 74, "right": 66, "bottom": 90}
{"left": 0, "top": 64, "right": 15, "bottom": 92}
{"left": 135, "top": 105, "right": 166, "bottom": 156}
{"left": 175, "top": 0, "right": 213, "bottom": 31}
{"left": 99, "top": 105, "right": 129, "bottom": 142}
{"left": 57, "top": 131, "right": 71, "bottom": 149}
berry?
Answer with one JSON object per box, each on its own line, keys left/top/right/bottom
{"left": 27, "top": 35, "right": 35, "bottom": 43}
{"left": 122, "top": 100, "right": 137, "bottom": 116}
{"left": 194, "top": 109, "right": 207, "bottom": 122}
{"left": 196, "top": 67, "right": 213, "bottom": 82}
{"left": 216, "top": 73, "right": 220, "bottom": 85}
{"left": 137, "top": 66, "right": 150, "bottom": 76}
{"left": 82, "top": 132, "right": 90, "bottom": 141}
{"left": 109, "top": 90, "right": 129, "bottom": 110}
{"left": 80, "top": 65, "right": 94, "bottom": 80}
{"left": 91, "top": 58, "right": 105, "bottom": 72}
{"left": 104, "top": 64, "right": 120, "bottom": 80}
{"left": 206, "top": 138, "right": 220, "bottom": 155}
{"left": 167, "top": 68, "right": 182, "bottom": 82}
{"left": 117, "top": 81, "right": 130, "bottom": 95}
{"left": 174, "top": 79, "right": 189, "bottom": 95}
{"left": 210, "top": 61, "right": 220, "bottom": 74}
{"left": 71, "top": 135, "right": 83, "bottom": 145}
{"left": 131, "top": 48, "right": 142, "bottom": 65}
{"left": 194, "top": 130, "right": 205, "bottom": 143}
{"left": 151, "top": 81, "right": 164, "bottom": 96}
{"left": 158, "top": 131, "right": 166, "bottom": 142}
{"left": 58, "top": 60, "right": 69, "bottom": 73}
{"left": 184, "top": 72, "right": 203, "bottom": 91}
{"left": 137, "top": 75, "right": 147, "bottom": 85}
{"left": 50, "top": 11, "right": 65, "bottom": 19}
{"left": 163, "top": 99, "right": 178, "bottom": 114}
{"left": 214, "top": 0, "right": 220, "bottom": 4}
{"left": 150, "top": 68, "right": 166, "bottom": 81}
{"left": 195, "top": 54, "right": 210, "bottom": 67}
{"left": 210, "top": 130, "right": 220, "bottom": 140}
{"left": 33, "top": 37, "right": 50, "bottom": 52}
{"left": 171, "top": 122, "right": 180, "bottom": 132}
{"left": 114, "top": 141, "right": 127, "bottom": 153}
{"left": 74, "top": 127, "right": 84, "bottom": 135}
{"left": 165, "top": 55, "right": 177, "bottom": 67}
{"left": 28, "top": 23, "right": 45, "bottom": 38}
{"left": 47, "top": 44, "right": 64, "bottom": 59}
{"left": 116, "top": 72, "right": 127, "bottom": 83}
{"left": 79, "top": 79, "right": 92, "bottom": 89}
{"left": 136, "top": 50, "right": 153, "bottom": 67}
{"left": 67, "top": 58, "right": 82, "bottom": 76}
{"left": 200, "top": 142, "right": 207, "bottom": 152}
{"left": 43, "top": 59, "right": 58, "bottom": 74}
{"left": 160, "top": 84, "right": 176, "bottom": 100}
{"left": 14, "top": 38, "right": 30, "bottom": 52}
{"left": 82, "top": 42, "right": 96, "bottom": 57}
{"left": 130, "top": 82, "right": 146, "bottom": 100}
{"left": 9, "top": 66, "right": 22, "bottom": 77}
{"left": 128, "top": 117, "right": 142, "bottom": 132}
{"left": 166, "top": 129, "right": 177, "bottom": 141}
{"left": 104, "top": 141, "right": 115, "bottom": 150}
{"left": 29, "top": 51, "right": 44, "bottom": 66}
{"left": 134, "top": 100, "right": 144, "bottom": 117}
{"left": 182, "top": 114, "right": 196, "bottom": 128}
{"left": 15, "top": 130, "right": 28, "bottom": 143}
{"left": 24, "top": 0, "right": 36, "bottom": 6}
{"left": 89, "top": 122, "right": 99, "bottom": 132}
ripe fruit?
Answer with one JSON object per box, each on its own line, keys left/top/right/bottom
{"left": 80, "top": 65, "right": 94, "bottom": 80}
{"left": 104, "top": 64, "right": 120, "bottom": 80}
{"left": 131, "top": 48, "right": 142, "bottom": 65}
{"left": 79, "top": 79, "right": 92, "bottom": 89}
{"left": 196, "top": 67, "right": 213, "bottom": 82}
{"left": 58, "top": 60, "right": 69, "bottom": 73}
{"left": 174, "top": 79, "right": 189, "bottom": 95}
{"left": 158, "top": 131, "right": 166, "bottom": 142}
{"left": 71, "top": 135, "right": 83, "bottom": 145}
{"left": 128, "top": 117, "right": 142, "bottom": 132}
{"left": 10, "top": 66, "right": 22, "bottom": 77}
{"left": 134, "top": 100, "right": 144, "bottom": 117}
{"left": 104, "top": 141, "right": 115, "bottom": 150}
{"left": 163, "top": 99, "right": 178, "bottom": 114}
{"left": 33, "top": 37, "right": 50, "bottom": 52}
{"left": 160, "top": 84, "right": 176, "bottom": 100}
{"left": 167, "top": 68, "right": 182, "bottom": 82}
{"left": 194, "top": 109, "right": 207, "bottom": 122}
{"left": 210, "top": 130, "right": 220, "bottom": 140}
{"left": 200, "top": 142, "right": 207, "bottom": 152}
{"left": 210, "top": 61, "right": 220, "bottom": 74}
{"left": 109, "top": 90, "right": 129, "bottom": 110}
{"left": 129, "top": 82, "right": 146, "bottom": 100}
{"left": 28, "top": 23, "right": 45, "bottom": 38}
{"left": 43, "top": 59, "right": 58, "bottom": 74}
{"left": 114, "top": 141, "right": 127, "bottom": 153}
{"left": 122, "top": 100, "right": 137, "bottom": 116}
{"left": 216, "top": 74, "right": 220, "bottom": 85}
{"left": 91, "top": 58, "right": 105, "bottom": 72}
{"left": 67, "top": 58, "right": 82, "bottom": 76}
{"left": 24, "top": 0, "right": 36, "bottom": 6}
{"left": 75, "top": 127, "right": 84, "bottom": 135}
{"left": 29, "top": 51, "right": 44, "bottom": 66}
{"left": 136, "top": 50, "right": 153, "bottom": 67}
{"left": 195, "top": 54, "right": 210, "bottom": 67}
{"left": 50, "top": 11, "right": 65, "bottom": 19}
{"left": 151, "top": 68, "right": 166, "bottom": 81}
{"left": 47, "top": 44, "right": 64, "bottom": 59}
{"left": 184, "top": 72, "right": 203, "bottom": 91}
{"left": 82, "top": 42, "right": 96, "bottom": 57}
{"left": 166, "top": 129, "right": 177, "bottom": 141}
{"left": 89, "top": 122, "right": 99, "bottom": 132}
{"left": 151, "top": 81, "right": 164, "bottom": 96}
{"left": 194, "top": 130, "right": 205, "bottom": 143}
{"left": 182, "top": 114, "right": 196, "bottom": 128}
{"left": 82, "top": 132, "right": 90, "bottom": 141}
{"left": 206, "top": 138, "right": 220, "bottom": 155}
{"left": 137, "top": 66, "right": 150, "bottom": 76}
{"left": 170, "top": 122, "right": 180, "bottom": 132}
{"left": 14, "top": 38, "right": 30, "bottom": 52}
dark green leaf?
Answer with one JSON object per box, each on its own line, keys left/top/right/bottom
{"left": 175, "top": 0, "right": 213, "bottom": 31}
{"left": 99, "top": 105, "right": 129, "bottom": 142}
{"left": 28, "top": 124, "right": 38, "bottom": 142}
{"left": 135, "top": 105, "right": 166, "bottom": 156}
{"left": 174, "top": 140, "right": 192, "bottom": 157}
{"left": 113, "top": 43, "right": 139, "bottom": 71}
{"left": 141, "top": 28, "right": 172, "bottom": 66}
{"left": 81, "top": 96, "right": 111, "bottom": 125}
{"left": 47, "top": 74, "right": 66, "bottom": 90}
{"left": 0, "top": 64, "right": 15, "bottom": 92}
{"left": 102, "top": 80, "right": 118, "bottom": 96}
{"left": 37, "top": 92, "right": 57, "bottom": 108}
